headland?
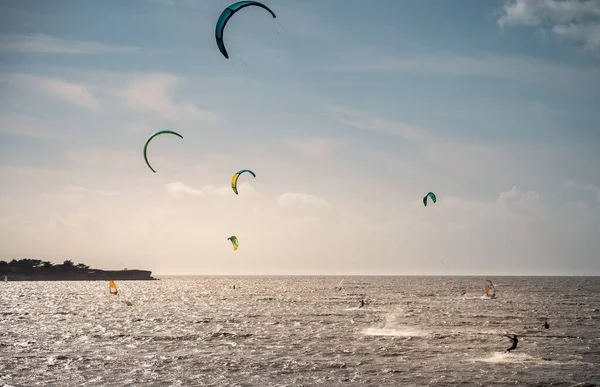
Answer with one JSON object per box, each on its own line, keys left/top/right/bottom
{"left": 0, "top": 258, "right": 156, "bottom": 281}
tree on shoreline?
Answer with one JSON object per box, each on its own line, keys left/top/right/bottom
{"left": 0, "top": 259, "right": 94, "bottom": 275}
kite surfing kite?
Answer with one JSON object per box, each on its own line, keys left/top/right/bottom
{"left": 143, "top": 130, "right": 184, "bottom": 173}
{"left": 215, "top": 1, "right": 276, "bottom": 59}
{"left": 227, "top": 236, "right": 239, "bottom": 251}
{"left": 232, "top": 169, "right": 256, "bottom": 195}
{"left": 423, "top": 192, "right": 437, "bottom": 207}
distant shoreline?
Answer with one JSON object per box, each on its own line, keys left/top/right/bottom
{"left": 1, "top": 259, "right": 157, "bottom": 281}
{"left": 149, "top": 274, "right": 600, "bottom": 277}
{"left": 3, "top": 270, "right": 157, "bottom": 281}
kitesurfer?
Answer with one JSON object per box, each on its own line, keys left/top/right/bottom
{"left": 543, "top": 321, "right": 549, "bottom": 329}
{"left": 505, "top": 334, "right": 518, "bottom": 353}
{"left": 359, "top": 299, "right": 365, "bottom": 308}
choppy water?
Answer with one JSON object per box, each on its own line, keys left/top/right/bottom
{"left": 1, "top": 276, "right": 599, "bottom": 386}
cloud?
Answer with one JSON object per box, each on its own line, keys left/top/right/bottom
{"left": 165, "top": 182, "right": 205, "bottom": 197}
{"left": 6, "top": 74, "right": 101, "bottom": 111}
{"left": 65, "top": 147, "right": 141, "bottom": 174}
{"left": 41, "top": 184, "right": 119, "bottom": 202}
{"left": 329, "top": 105, "right": 433, "bottom": 141}
{"left": 54, "top": 209, "right": 90, "bottom": 228}
{"left": 422, "top": 141, "right": 518, "bottom": 182}
{"left": 165, "top": 182, "right": 249, "bottom": 198}
{"left": 277, "top": 192, "right": 331, "bottom": 209}
{"left": 0, "top": 115, "right": 56, "bottom": 139}
{"left": 122, "top": 121, "right": 156, "bottom": 134}
{"left": 565, "top": 179, "right": 600, "bottom": 204}
{"left": 285, "top": 137, "right": 344, "bottom": 158}
{"left": 144, "top": 0, "right": 177, "bottom": 5}
{"left": 497, "top": 0, "right": 600, "bottom": 53}
{"left": 497, "top": 0, "right": 600, "bottom": 27}
{"left": 0, "top": 33, "right": 141, "bottom": 54}
{"left": 496, "top": 186, "right": 544, "bottom": 219}
{"left": 320, "top": 51, "right": 600, "bottom": 90}
{"left": 553, "top": 22, "right": 600, "bottom": 52}
{"left": 118, "top": 74, "right": 218, "bottom": 123}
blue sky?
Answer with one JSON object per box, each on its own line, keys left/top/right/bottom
{"left": 0, "top": 0, "right": 599, "bottom": 275}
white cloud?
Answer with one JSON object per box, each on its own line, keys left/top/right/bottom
{"left": 553, "top": 22, "right": 600, "bottom": 52}
{"left": 277, "top": 192, "right": 331, "bottom": 209}
{"left": 321, "top": 52, "right": 600, "bottom": 90}
{"left": 54, "top": 209, "right": 90, "bottom": 228}
{"left": 497, "top": 0, "right": 600, "bottom": 27}
{"left": 0, "top": 34, "right": 141, "bottom": 54}
{"left": 165, "top": 182, "right": 248, "bottom": 198}
{"left": 63, "top": 185, "right": 87, "bottom": 200}
{"left": 285, "top": 137, "right": 343, "bottom": 158}
{"left": 66, "top": 147, "right": 140, "bottom": 172}
{"left": 144, "top": 0, "right": 177, "bottom": 5}
{"left": 1, "top": 177, "right": 599, "bottom": 274}
{"left": 123, "top": 122, "right": 156, "bottom": 134}
{"left": 165, "top": 182, "right": 205, "bottom": 197}
{"left": 564, "top": 179, "right": 600, "bottom": 204}
{"left": 496, "top": 186, "right": 544, "bottom": 219}
{"left": 0, "top": 115, "right": 56, "bottom": 139}
{"left": 423, "top": 141, "right": 517, "bottom": 182}
{"left": 118, "top": 73, "right": 218, "bottom": 123}
{"left": 40, "top": 184, "right": 120, "bottom": 202}
{"left": 330, "top": 105, "right": 433, "bottom": 141}
{"left": 497, "top": 0, "right": 600, "bottom": 53}
{"left": 6, "top": 74, "right": 101, "bottom": 111}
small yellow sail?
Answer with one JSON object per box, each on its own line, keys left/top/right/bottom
{"left": 109, "top": 280, "right": 133, "bottom": 306}
{"left": 109, "top": 280, "right": 118, "bottom": 295}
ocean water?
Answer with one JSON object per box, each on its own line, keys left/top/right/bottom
{"left": 1, "top": 276, "right": 599, "bottom": 386}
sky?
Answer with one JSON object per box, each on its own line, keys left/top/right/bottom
{"left": 0, "top": 0, "right": 599, "bottom": 276}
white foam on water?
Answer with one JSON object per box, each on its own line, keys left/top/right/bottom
{"left": 474, "top": 352, "right": 543, "bottom": 364}
{"left": 361, "top": 310, "right": 428, "bottom": 337}
{"left": 361, "top": 327, "right": 427, "bottom": 337}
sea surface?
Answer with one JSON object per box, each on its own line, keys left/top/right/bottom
{"left": 1, "top": 276, "right": 599, "bottom": 386}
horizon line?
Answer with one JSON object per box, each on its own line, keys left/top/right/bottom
{"left": 151, "top": 274, "right": 600, "bottom": 277}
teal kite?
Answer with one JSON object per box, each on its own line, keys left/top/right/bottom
{"left": 215, "top": 1, "right": 276, "bottom": 59}
{"left": 423, "top": 192, "right": 437, "bottom": 207}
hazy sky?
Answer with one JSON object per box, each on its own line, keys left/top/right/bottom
{"left": 1, "top": 0, "right": 599, "bottom": 275}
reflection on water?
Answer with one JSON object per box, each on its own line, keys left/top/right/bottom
{"left": 0, "top": 276, "right": 599, "bottom": 386}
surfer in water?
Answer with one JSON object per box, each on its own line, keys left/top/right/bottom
{"left": 505, "top": 334, "right": 518, "bottom": 353}
{"left": 543, "top": 321, "right": 549, "bottom": 329}
{"left": 359, "top": 299, "right": 365, "bottom": 308}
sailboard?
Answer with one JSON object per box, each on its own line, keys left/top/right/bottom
{"left": 3, "top": 275, "right": 7, "bottom": 283}
{"left": 109, "top": 280, "right": 118, "bottom": 295}
{"left": 485, "top": 279, "right": 496, "bottom": 298}
{"left": 108, "top": 280, "right": 133, "bottom": 306}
